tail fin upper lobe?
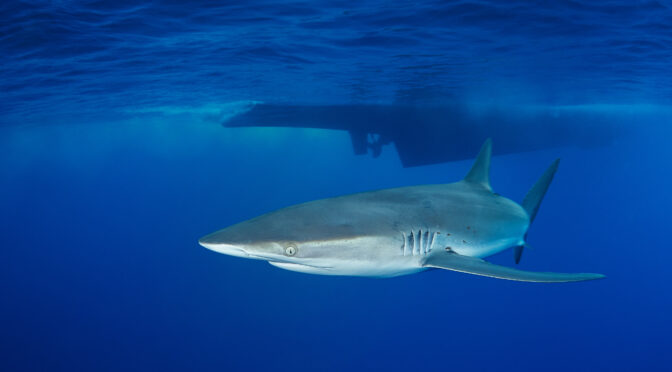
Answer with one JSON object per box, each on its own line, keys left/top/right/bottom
{"left": 522, "top": 159, "right": 560, "bottom": 224}
{"left": 516, "top": 159, "right": 561, "bottom": 263}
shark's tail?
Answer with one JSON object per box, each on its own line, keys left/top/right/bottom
{"left": 515, "top": 159, "right": 561, "bottom": 263}
{"left": 430, "top": 140, "right": 603, "bottom": 282}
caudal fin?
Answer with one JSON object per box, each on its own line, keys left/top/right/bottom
{"left": 522, "top": 159, "right": 560, "bottom": 223}
{"left": 516, "top": 159, "right": 560, "bottom": 263}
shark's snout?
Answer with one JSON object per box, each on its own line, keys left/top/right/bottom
{"left": 198, "top": 234, "right": 249, "bottom": 258}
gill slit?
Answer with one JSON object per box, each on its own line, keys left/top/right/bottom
{"left": 401, "top": 228, "right": 437, "bottom": 256}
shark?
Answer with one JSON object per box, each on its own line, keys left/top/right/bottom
{"left": 199, "top": 139, "right": 604, "bottom": 282}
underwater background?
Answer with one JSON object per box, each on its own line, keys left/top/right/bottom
{"left": 1, "top": 1, "right": 671, "bottom": 371}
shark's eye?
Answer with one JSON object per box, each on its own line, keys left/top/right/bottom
{"left": 285, "top": 245, "right": 297, "bottom": 256}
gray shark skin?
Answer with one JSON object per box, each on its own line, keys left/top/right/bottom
{"left": 199, "top": 139, "right": 604, "bottom": 282}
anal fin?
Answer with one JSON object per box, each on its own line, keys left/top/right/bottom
{"left": 422, "top": 252, "right": 604, "bottom": 283}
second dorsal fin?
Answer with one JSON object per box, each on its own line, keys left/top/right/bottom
{"left": 463, "top": 138, "right": 492, "bottom": 191}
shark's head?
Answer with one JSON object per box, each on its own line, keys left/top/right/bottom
{"left": 198, "top": 218, "right": 299, "bottom": 263}
{"left": 198, "top": 200, "right": 375, "bottom": 273}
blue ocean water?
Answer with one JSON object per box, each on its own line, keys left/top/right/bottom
{"left": 1, "top": 1, "right": 671, "bottom": 371}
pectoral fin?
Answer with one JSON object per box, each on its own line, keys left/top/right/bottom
{"left": 422, "top": 252, "right": 605, "bottom": 283}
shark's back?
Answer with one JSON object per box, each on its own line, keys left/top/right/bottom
{"left": 339, "top": 182, "right": 529, "bottom": 256}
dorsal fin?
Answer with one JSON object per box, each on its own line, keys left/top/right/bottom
{"left": 463, "top": 138, "right": 492, "bottom": 191}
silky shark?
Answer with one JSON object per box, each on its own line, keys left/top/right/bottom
{"left": 199, "top": 139, "right": 604, "bottom": 282}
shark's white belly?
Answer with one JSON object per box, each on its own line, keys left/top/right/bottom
{"left": 269, "top": 256, "right": 427, "bottom": 277}
{"left": 268, "top": 231, "right": 524, "bottom": 277}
